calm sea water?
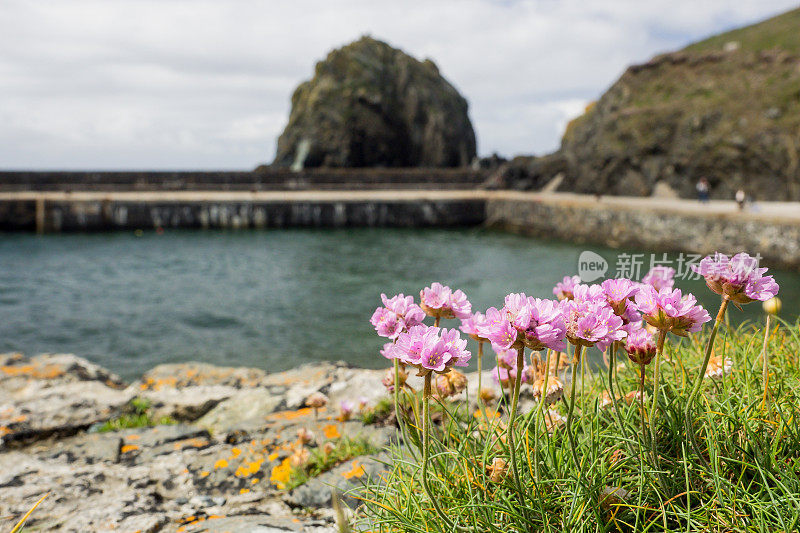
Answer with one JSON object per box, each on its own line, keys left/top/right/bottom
{"left": 1, "top": 228, "right": 797, "bottom": 381}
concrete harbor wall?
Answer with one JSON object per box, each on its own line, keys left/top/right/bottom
{"left": 1, "top": 189, "right": 798, "bottom": 270}
{"left": 0, "top": 168, "right": 488, "bottom": 192}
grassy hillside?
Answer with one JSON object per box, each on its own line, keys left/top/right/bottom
{"left": 554, "top": 7, "right": 800, "bottom": 200}
{"left": 685, "top": 7, "right": 800, "bottom": 54}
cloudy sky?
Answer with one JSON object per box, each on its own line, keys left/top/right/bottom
{"left": 0, "top": 1, "right": 797, "bottom": 169}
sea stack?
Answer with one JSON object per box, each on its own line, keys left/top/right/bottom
{"left": 273, "top": 36, "right": 476, "bottom": 169}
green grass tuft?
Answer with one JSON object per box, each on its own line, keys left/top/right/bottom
{"left": 96, "top": 397, "right": 176, "bottom": 433}
{"left": 359, "top": 318, "right": 800, "bottom": 531}
{"left": 287, "top": 436, "right": 379, "bottom": 490}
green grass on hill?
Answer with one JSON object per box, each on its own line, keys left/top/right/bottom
{"left": 360, "top": 318, "right": 800, "bottom": 531}
{"left": 684, "top": 7, "right": 800, "bottom": 54}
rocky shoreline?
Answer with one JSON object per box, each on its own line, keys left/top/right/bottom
{"left": 0, "top": 352, "right": 502, "bottom": 532}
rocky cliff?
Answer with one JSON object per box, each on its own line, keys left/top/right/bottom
{"left": 500, "top": 8, "right": 800, "bottom": 201}
{"left": 273, "top": 36, "right": 476, "bottom": 169}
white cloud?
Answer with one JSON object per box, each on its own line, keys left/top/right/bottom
{"left": 0, "top": 0, "right": 797, "bottom": 169}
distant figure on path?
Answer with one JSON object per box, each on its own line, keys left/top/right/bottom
{"left": 696, "top": 178, "right": 710, "bottom": 203}
{"left": 736, "top": 189, "right": 746, "bottom": 211}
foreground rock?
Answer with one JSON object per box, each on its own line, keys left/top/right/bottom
{"left": 1, "top": 353, "right": 506, "bottom": 532}
{"left": 273, "top": 36, "right": 476, "bottom": 169}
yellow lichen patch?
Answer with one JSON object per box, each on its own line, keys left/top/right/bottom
{"left": 125, "top": 434, "right": 141, "bottom": 440}
{"left": 173, "top": 437, "right": 209, "bottom": 449}
{"left": 266, "top": 407, "right": 313, "bottom": 421}
{"left": 239, "top": 488, "right": 250, "bottom": 494}
{"left": 199, "top": 471, "right": 210, "bottom": 478}
{"left": 120, "top": 444, "right": 139, "bottom": 453}
{"left": 251, "top": 478, "right": 260, "bottom": 484}
{"left": 323, "top": 424, "right": 340, "bottom": 439}
{"left": 267, "top": 452, "right": 279, "bottom": 462}
{"left": 0, "top": 426, "right": 11, "bottom": 437}
{"left": 230, "top": 447, "right": 242, "bottom": 458}
{"left": 342, "top": 460, "right": 365, "bottom": 480}
{"left": 1, "top": 364, "right": 65, "bottom": 379}
{"left": 213, "top": 458, "right": 229, "bottom": 469}
{"left": 270, "top": 457, "right": 293, "bottom": 489}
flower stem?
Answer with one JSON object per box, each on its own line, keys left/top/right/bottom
{"left": 761, "top": 314, "right": 771, "bottom": 410}
{"left": 477, "top": 341, "right": 488, "bottom": 422}
{"left": 607, "top": 342, "right": 628, "bottom": 441}
{"left": 422, "top": 373, "right": 458, "bottom": 531}
{"left": 684, "top": 297, "right": 730, "bottom": 461}
{"left": 506, "top": 345, "right": 526, "bottom": 508}
{"left": 639, "top": 363, "right": 647, "bottom": 445}
{"left": 564, "top": 344, "right": 584, "bottom": 470}
{"left": 650, "top": 330, "right": 667, "bottom": 475}
{"left": 533, "top": 349, "right": 551, "bottom": 483}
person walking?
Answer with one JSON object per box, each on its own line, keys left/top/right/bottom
{"left": 696, "top": 178, "right": 710, "bottom": 203}
{"left": 736, "top": 189, "right": 746, "bottom": 211}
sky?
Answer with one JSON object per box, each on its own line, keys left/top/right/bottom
{"left": 0, "top": 1, "right": 798, "bottom": 170}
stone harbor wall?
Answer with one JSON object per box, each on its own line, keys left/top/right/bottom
{"left": 0, "top": 352, "right": 510, "bottom": 532}
{"left": 0, "top": 194, "right": 486, "bottom": 232}
{"left": 485, "top": 194, "right": 800, "bottom": 271}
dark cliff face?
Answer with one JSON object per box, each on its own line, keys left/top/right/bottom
{"left": 556, "top": 48, "right": 800, "bottom": 200}
{"left": 273, "top": 36, "right": 476, "bottom": 169}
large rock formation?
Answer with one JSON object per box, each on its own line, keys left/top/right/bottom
{"left": 274, "top": 36, "right": 476, "bottom": 169}
{"left": 502, "top": 8, "right": 800, "bottom": 201}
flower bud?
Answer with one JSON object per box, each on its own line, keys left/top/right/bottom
{"left": 763, "top": 296, "right": 782, "bottom": 315}
{"left": 487, "top": 457, "right": 508, "bottom": 483}
{"left": 297, "top": 427, "right": 315, "bottom": 445}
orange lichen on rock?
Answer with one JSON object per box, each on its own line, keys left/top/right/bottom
{"left": 322, "top": 424, "right": 340, "bottom": 439}
{"left": 1, "top": 363, "right": 65, "bottom": 379}
{"left": 266, "top": 407, "right": 313, "bottom": 421}
{"left": 342, "top": 460, "right": 365, "bottom": 480}
{"left": 120, "top": 444, "right": 139, "bottom": 453}
{"left": 270, "top": 457, "right": 293, "bottom": 489}
{"left": 213, "top": 458, "right": 228, "bottom": 469}
{"left": 199, "top": 471, "right": 210, "bottom": 478}
{"left": 234, "top": 459, "right": 263, "bottom": 478}
{"left": 173, "top": 437, "right": 209, "bottom": 449}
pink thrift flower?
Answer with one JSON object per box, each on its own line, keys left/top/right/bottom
{"left": 553, "top": 275, "right": 581, "bottom": 301}
{"left": 692, "top": 252, "right": 779, "bottom": 305}
{"left": 420, "top": 282, "right": 473, "bottom": 320}
{"left": 392, "top": 325, "right": 471, "bottom": 374}
{"left": 562, "top": 298, "right": 626, "bottom": 351}
{"left": 339, "top": 400, "right": 354, "bottom": 421}
{"left": 624, "top": 325, "right": 657, "bottom": 365}
{"left": 481, "top": 295, "right": 567, "bottom": 352}
{"left": 601, "top": 278, "right": 640, "bottom": 319}
{"left": 459, "top": 311, "right": 488, "bottom": 341}
{"left": 642, "top": 266, "right": 676, "bottom": 291}
{"left": 634, "top": 285, "right": 711, "bottom": 337}
{"left": 380, "top": 342, "right": 396, "bottom": 360}
{"left": 370, "top": 293, "right": 425, "bottom": 339}
{"left": 572, "top": 283, "right": 606, "bottom": 303}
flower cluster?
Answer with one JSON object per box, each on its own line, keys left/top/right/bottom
{"left": 692, "top": 252, "right": 779, "bottom": 305}
{"left": 624, "top": 323, "right": 657, "bottom": 366}
{"left": 420, "top": 282, "right": 472, "bottom": 320}
{"left": 386, "top": 325, "right": 471, "bottom": 374}
{"left": 370, "top": 293, "right": 425, "bottom": 339}
{"left": 459, "top": 311, "right": 488, "bottom": 342}
{"left": 553, "top": 275, "right": 581, "bottom": 301}
{"left": 641, "top": 266, "right": 675, "bottom": 291}
{"left": 562, "top": 296, "right": 626, "bottom": 351}
{"left": 635, "top": 285, "right": 711, "bottom": 337}
{"left": 481, "top": 294, "right": 567, "bottom": 352}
